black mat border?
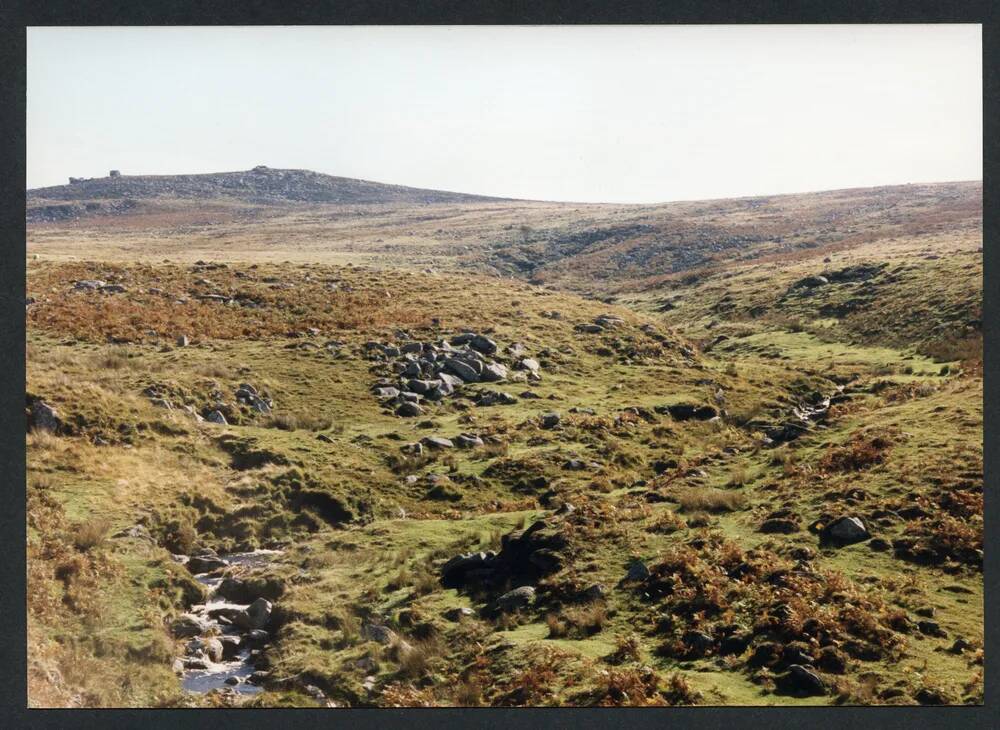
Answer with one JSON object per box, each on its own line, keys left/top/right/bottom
{"left": 1, "top": 2, "right": 995, "bottom": 729}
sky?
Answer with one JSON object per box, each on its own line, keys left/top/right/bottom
{"left": 27, "top": 25, "right": 982, "bottom": 204}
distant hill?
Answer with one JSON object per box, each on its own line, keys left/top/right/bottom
{"left": 26, "top": 166, "right": 509, "bottom": 221}
{"left": 26, "top": 169, "right": 981, "bottom": 306}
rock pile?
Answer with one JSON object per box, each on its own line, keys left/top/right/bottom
{"left": 365, "top": 332, "right": 541, "bottom": 417}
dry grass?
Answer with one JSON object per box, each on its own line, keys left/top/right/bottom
{"left": 546, "top": 603, "right": 607, "bottom": 639}
{"left": 70, "top": 517, "right": 112, "bottom": 552}
{"left": 262, "top": 412, "right": 334, "bottom": 432}
{"left": 647, "top": 509, "right": 686, "bottom": 534}
{"left": 395, "top": 639, "right": 437, "bottom": 679}
{"left": 452, "top": 679, "right": 484, "bottom": 706}
{"left": 819, "top": 430, "right": 893, "bottom": 472}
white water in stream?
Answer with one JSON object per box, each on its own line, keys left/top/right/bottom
{"left": 180, "top": 550, "right": 282, "bottom": 696}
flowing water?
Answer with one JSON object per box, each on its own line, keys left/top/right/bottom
{"left": 179, "top": 549, "right": 282, "bottom": 696}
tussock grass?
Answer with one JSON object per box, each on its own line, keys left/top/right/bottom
{"left": 71, "top": 517, "right": 112, "bottom": 552}
{"left": 669, "top": 487, "right": 747, "bottom": 513}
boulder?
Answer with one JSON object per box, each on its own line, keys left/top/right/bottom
{"left": 445, "top": 358, "right": 479, "bottom": 382}
{"left": 496, "top": 586, "right": 535, "bottom": 613}
{"left": 171, "top": 614, "right": 210, "bottom": 638}
{"left": 776, "top": 664, "right": 826, "bottom": 696}
{"left": 539, "top": 412, "right": 561, "bottom": 429}
{"left": 361, "top": 624, "right": 397, "bottom": 645}
{"left": 918, "top": 620, "right": 947, "bottom": 638}
{"left": 469, "top": 335, "right": 498, "bottom": 355}
{"left": 207, "top": 606, "right": 244, "bottom": 623}
{"left": 823, "top": 516, "right": 870, "bottom": 546}
{"left": 428, "top": 382, "right": 454, "bottom": 400}
{"left": 233, "top": 598, "right": 273, "bottom": 631}
{"left": 792, "top": 275, "right": 830, "bottom": 290}
{"left": 187, "top": 637, "right": 224, "bottom": 663}
{"left": 625, "top": 559, "right": 650, "bottom": 582}
{"left": 480, "top": 362, "right": 508, "bottom": 382}
{"left": 187, "top": 555, "right": 228, "bottom": 574}
{"left": 682, "top": 631, "right": 715, "bottom": 658}
{"left": 438, "top": 372, "right": 463, "bottom": 389}
{"left": 373, "top": 387, "right": 400, "bottom": 399}
{"left": 217, "top": 574, "right": 286, "bottom": 603}
{"left": 30, "top": 401, "right": 60, "bottom": 432}
{"left": 594, "top": 314, "right": 625, "bottom": 328}
{"left": 719, "top": 634, "right": 750, "bottom": 657}
{"left": 395, "top": 402, "right": 424, "bottom": 418}
{"left": 176, "top": 334, "right": 189, "bottom": 347}
{"left": 206, "top": 410, "right": 228, "bottom": 425}
{"left": 441, "top": 551, "right": 500, "bottom": 587}
{"left": 421, "top": 436, "right": 454, "bottom": 450}
{"left": 517, "top": 358, "right": 540, "bottom": 375}
{"left": 816, "top": 646, "right": 848, "bottom": 674}
{"left": 455, "top": 433, "right": 484, "bottom": 449}
{"left": 241, "top": 629, "right": 270, "bottom": 649}
{"left": 407, "top": 379, "right": 441, "bottom": 395}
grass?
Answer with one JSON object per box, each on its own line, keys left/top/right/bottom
{"left": 669, "top": 487, "right": 748, "bottom": 513}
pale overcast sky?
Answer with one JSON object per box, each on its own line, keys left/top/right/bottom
{"left": 27, "top": 25, "right": 981, "bottom": 203}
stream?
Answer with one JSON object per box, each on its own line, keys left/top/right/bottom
{"left": 177, "top": 549, "right": 282, "bottom": 697}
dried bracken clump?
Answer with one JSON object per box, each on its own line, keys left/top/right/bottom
{"left": 593, "top": 666, "right": 667, "bottom": 706}
{"left": 819, "top": 430, "right": 894, "bottom": 472}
